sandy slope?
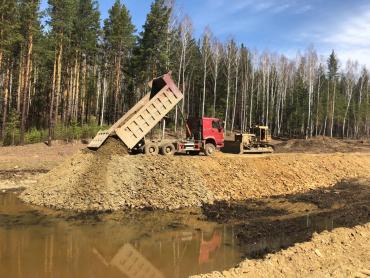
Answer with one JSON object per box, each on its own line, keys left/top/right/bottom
{"left": 192, "top": 222, "right": 370, "bottom": 278}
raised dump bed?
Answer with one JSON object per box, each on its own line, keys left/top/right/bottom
{"left": 88, "top": 72, "right": 183, "bottom": 150}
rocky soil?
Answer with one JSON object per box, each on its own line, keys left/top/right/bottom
{"left": 274, "top": 136, "right": 370, "bottom": 153}
{"left": 192, "top": 222, "right": 370, "bottom": 278}
{"left": 20, "top": 138, "right": 214, "bottom": 211}
{"left": 19, "top": 136, "right": 370, "bottom": 211}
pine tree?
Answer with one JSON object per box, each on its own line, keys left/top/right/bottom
{"left": 103, "top": 0, "right": 135, "bottom": 122}
{"left": 0, "top": 1, "right": 21, "bottom": 140}
{"left": 19, "top": 0, "right": 40, "bottom": 145}
{"left": 137, "top": 0, "right": 171, "bottom": 80}
{"left": 47, "top": 0, "right": 77, "bottom": 145}
{"left": 73, "top": 0, "right": 100, "bottom": 123}
{"left": 327, "top": 50, "right": 338, "bottom": 137}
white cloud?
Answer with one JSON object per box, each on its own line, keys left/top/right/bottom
{"left": 294, "top": 4, "right": 312, "bottom": 14}
{"left": 323, "top": 10, "right": 370, "bottom": 47}
{"left": 295, "top": 6, "right": 370, "bottom": 67}
{"left": 212, "top": 0, "right": 311, "bottom": 14}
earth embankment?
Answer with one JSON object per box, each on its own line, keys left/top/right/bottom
{"left": 20, "top": 138, "right": 370, "bottom": 211}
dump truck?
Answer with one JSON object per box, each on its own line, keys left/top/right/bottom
{"left": 234, "top": 125, "right": 274, "bottom": 154}
{"left": 88, "top": 72, "right": 224, "bottom": 156}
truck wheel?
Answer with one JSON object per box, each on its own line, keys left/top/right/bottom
{"left": 204, "top": 143, "right": 216, "bottom": 156}
{"left": 160, "top": 143, "right": 175, "bottom": 155}
{"left": 144, "top": 143, "right": 159, "bottom": 155}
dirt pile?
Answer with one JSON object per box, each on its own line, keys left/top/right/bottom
{"left": 196, "top": 153, "right": 370, "bottom": 201}
{"left": 20, "top": 138, "right": 214, "bottom": 211}
{"left": 275, "top": 136, "right": 370, "bottom": 153}
{"left": 193, "top": 222, "right": 370, "bottom": 278}
{"left": 20, "top": 138, "right": 370, "bottom": 212}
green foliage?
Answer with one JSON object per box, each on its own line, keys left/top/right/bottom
{"left": 25, "top": 128, "right": 47, "bottom": 144}
{"left": 73, "top": 0, "right": 101, "bottom": 56}
{"left": 136, "top": 0, "right": 171, "bottom": 78}
{"left": 47, "top": 0, "right": 77, "bottom": 44}
{"left": 3, "top": 111, "right": 20, "bottom": 146}
{"left": 327, "top": 50, "right": 338, "bottom": 80}
{"left": 0, "top": 1, "right": 22, "bottom": 56}
{"left": 103, "top": 0, "right": 135, "bottom": 52}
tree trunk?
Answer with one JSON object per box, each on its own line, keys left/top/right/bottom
{"left": 100, "top": 71, "right": 107, "bottom": 127}
{"left": 17, "top": 51, "right": 23, "bottom": 113}
{"left": 114, "top": 55, "right": 121, "bottom": 122}
{"left": 20, "top": 32, "right": 33, "bottom": 145}
{"left": 1, "top": 61, "right": 11, "bottom": 140}
{"left": 315, "top": 74, "right": 321, "bottom": 136}
{"left": 202, "top": 56, "right": 207, "bottom": 117}
{"left": 224, "top": 59, "right": 231, "bottom": 134}
{"left": 213, "top": 64, "right": 218, "bottom": 117}
{"left": 330, "top": 80, "right": 336, "bottom": 138}
{"left": 48, "top": 50, "right": 58, "bottom": 146}
{"left": 81, "top": 54, "right": 87, "bottom": 124}
{"left": 54, "top": 43, "right": 63, "bottom": 128}
{"left": 231, "top": 60, "right": 239, "bottom": 131}
{"left": 343, "top": 83, "right": 353, "bottom": 138}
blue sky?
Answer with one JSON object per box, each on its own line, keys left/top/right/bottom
{"left": 40, "top": 0, "right": 370, "bottom": 66}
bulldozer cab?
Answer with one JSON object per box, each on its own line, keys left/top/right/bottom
{"left": 250, "top": 126, "right": 271, "bottom": 143}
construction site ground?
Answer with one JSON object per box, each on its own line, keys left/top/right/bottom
{"left": 1, "top": 137, "right": 370, "bottom": 277}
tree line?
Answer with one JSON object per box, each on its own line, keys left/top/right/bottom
{"left": 0, "top": 0, "right": 369, "bottom": 146}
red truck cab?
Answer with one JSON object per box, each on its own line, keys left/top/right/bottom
{"left": 184, "top": 117, "right": 224, "bottom": 155}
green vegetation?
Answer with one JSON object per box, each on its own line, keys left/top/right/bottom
{"left": 0, "top": 0, "right": 369, "bottom": 147}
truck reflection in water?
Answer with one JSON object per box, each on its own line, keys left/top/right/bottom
{"left": 0, "top": 192, "right": 244, "bottom": 278}
{"left": 93, "top": 244, "right": 165, "bottom": 278}
{"left": 198, "top": 232, "right": 222, "bottom": 265}
{"left": 90, "top": 229, "right": 228, "bottom": 278}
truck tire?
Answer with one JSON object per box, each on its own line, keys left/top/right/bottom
{"left": 144, "top": 143, "right": 159, "bottom": 155}
{"left": 160, "top": 143, "right": 175, "bottom": 155}
{"left": 204, "top": 143, "right": 216, "bottom": 156}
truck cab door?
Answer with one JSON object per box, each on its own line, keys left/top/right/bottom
{"left": 211, "top": 120, "right": 224, "bottom": 146}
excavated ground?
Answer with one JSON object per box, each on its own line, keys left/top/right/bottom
{"left": 274, "top": 136, "right": 370, "bottom": 153}
{"left": 19, "top": 136, "right": 370, "bottom": 212}
{"left": 20, "top": 138, "right": 213, "bottom": 211}
{"left": 192, "top": 222, "right": 370, "bottom": 278}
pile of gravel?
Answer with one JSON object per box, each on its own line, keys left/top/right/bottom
{"left": 20, "top": 138, "right": 214, "bottom": 211}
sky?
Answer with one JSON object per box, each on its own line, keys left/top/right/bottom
{"left": 40, "top": 0, "right": 370, "bottom": 67}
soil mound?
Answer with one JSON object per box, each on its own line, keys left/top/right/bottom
{"left": 275, "top": 136, "right": 370, "bottom": 153}
{"left": 193, "top": 222, "right": 370, "bottom": 277}
{"left": 20, "top": 138, "right": 214, "bottom": 211}
{"left": 20, "top": 138, "right": 370, "bottom": 212}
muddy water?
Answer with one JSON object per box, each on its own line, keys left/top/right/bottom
{"left": 0, "top": 192, "right": 242, "bottom": 278}
{"left": 2, "top": 179, "right": 369, "bottom": 278}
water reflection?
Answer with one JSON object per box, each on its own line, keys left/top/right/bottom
{"left": 0, "top": 193, "right": 242, "bottom": 278}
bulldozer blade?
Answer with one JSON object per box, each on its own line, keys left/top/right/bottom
{"left": 87, "top": 130, "right": 111, "bottom": 149}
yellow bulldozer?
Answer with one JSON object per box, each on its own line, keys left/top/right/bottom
{"left": 225, "top": 125, "right": 274, "bottom": 154}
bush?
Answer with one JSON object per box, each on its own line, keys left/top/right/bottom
{"left": 25, "top": 128, "right": 45, "bottom": 144}
{"left": 2, "top": 119, "right": 107, "bottom": 146}
{"left": 3, "top": 111, "right": 20, "bottom": 146}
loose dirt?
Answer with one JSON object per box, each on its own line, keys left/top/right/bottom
{"left": 274, "top": 136, "right": 370, "bottom": 153}
{"left": 19, "top": 139, "right": 370, "bottom": 211}
{"left": 0, "top": 140, "right": 84, "bottom": 171}
{"left": 193, "top": 222, "right": 370, "bottom": 278}
{"left": 20, "top": 138, "right": 214, "bottom": 211}
{"left": 196, "top": 152, "right": 370, "bottom": 201}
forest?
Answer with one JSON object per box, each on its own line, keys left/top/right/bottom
{"left": 0, "top": 0, "right": 369, "bottom": 146}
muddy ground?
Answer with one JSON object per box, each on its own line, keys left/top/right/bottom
{"left": 192, "top": 178, "right": 370, "bottom": 277}
{"left": 193, "top": 222, "right": 370, "bottom": 278}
